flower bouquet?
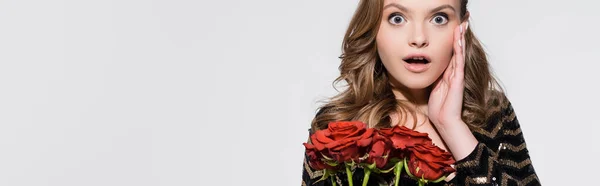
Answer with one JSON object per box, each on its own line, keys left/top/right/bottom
{"left": 303, "top": 121, "right": 455, "bottom": 186}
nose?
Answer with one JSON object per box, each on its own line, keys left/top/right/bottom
{"left": 408, "top": 25, "right": 429, "bottom": 48}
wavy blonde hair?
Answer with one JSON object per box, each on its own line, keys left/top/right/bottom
{"left": 311, "top": 0, "right": 506, "bottom": 131}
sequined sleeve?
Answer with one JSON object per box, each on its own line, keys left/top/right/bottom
{"left": 448, "top": 101, "right": 541, "bottom": 186}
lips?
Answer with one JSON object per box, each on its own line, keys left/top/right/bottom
{"left": 402, "top": 55, "right": 431, "bottom": 64}
{"left": 402, "top": 54, "right": 431, "bottom": 73}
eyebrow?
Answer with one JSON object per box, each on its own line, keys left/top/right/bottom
{"left": 383, "top": 3, "right": 456, "bottom": 14}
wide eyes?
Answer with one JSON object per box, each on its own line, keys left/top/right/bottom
{"left": 431, "top": 14, "right": 449, "bottom": 25}
{"left": 388, "top": 13, "right": 405, "bottom": 25}
{"left": 387, "top": 13, "right": 450, "bottom": 26}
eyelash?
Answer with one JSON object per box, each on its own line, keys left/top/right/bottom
{"left": 388, "top": 13, "right": 405, "bottom": 25}
{"left": 431, "top": 12, "right": 449, "bottom": 25}
{"left": 387, "top": 12, "right": 450, "bottom": 26}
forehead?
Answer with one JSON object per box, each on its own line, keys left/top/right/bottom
{"left": 382, "top": 0, "right": 460, "bottom": 10}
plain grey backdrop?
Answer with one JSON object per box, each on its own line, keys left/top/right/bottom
{"left": 0, "top": 0, "right": 599, "bottom": 185}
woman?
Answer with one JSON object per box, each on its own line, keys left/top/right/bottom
{"left": 301, "top": 0, "right": 540, "bottom": 185}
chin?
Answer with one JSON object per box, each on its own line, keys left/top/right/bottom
{"left": 397, "top": 79, "right": 434, "bottom": 90}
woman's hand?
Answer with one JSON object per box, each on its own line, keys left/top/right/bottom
{"left": 427, "top": 22, "right": 478, "bottom": 161}
{"left": 428, "top": 22, "right": 468, "bottom": 128}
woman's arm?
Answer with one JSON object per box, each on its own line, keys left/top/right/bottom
{"left": 447, "top": 101, "right": 541, "bottom": 186}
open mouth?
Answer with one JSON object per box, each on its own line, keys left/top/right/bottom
{"left": 403, "top": 56, "right": 430, "bottom": 64}
{"left": 402, "top": 55, "right": 431, "bottom": 72}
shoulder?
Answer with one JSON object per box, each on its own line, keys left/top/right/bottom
{"left": 485, "top": 89, "right": 511, "bottom": 115}
{"left": 470, "top": 90, "right": 518, "bottom": 140}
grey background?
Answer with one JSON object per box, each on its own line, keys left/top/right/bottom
{"left": 0, "top": 0, "right": 598, "bottom": 185}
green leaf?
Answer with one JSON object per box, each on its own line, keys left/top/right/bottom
{"left": 324, "top": 160, "right": 339, "bottom": 167}
{"left": 316, "top": 175, "right": 328, "bottom": 183}
{"left": 348, "top": 160, "right": 356, "bottom": 167}
{"left": 389, "top": 157, "right": 402, "bottom": 163}
{"left": 430, "top": 175, "right": 447, "bottom": 183}
{"left": 378, "top": 165, "right": 396, "bottom": 174}
{"left": 403, "top": 158, "right": 417, "bottom": 179}
{"left": 315, "top": 169, "right": 339, "bottom": 184}
{"left": 365, "top": 162, "right": 376, "bottom": 170}
{"left": 320, "top": 153, "right": 334, "bottom": 161}
{"left": 315, "top": 170, "right": 331, "bottom": 183}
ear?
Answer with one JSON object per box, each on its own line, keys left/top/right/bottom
{"left": 462, "top": 11, "right": 471, "bottom": 23}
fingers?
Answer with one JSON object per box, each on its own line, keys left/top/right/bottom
{"left": 446, "top": 22, "right": 468, "bottom": 109}
{"left": 457, "top": 22, "right": 467, "bottom": 78}
{"left": 452, "top": 22, "right": 467, "bottom": 83}
{"left": 463, "top": 22, "right": 468, "bottom": 52}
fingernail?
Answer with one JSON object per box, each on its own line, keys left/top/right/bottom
{"left": 465, "top": 22, "right": 469, "bottom": 31}
{"left": 458, "top": 39, "right": 462, "bottom": 47}
{"left": 460, "top": 25, "right": 463, "bottom": 33}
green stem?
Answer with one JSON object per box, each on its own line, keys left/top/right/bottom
{"left": 418, "top": 180, "right": 425, "bottom": 186}
{"left": 394, "top": 165, "right": 399, "bottom": 186}
{"left": 394, "top": 160, "right": 404, "bottom": 186}
{"left": 362, "top": 168, "right": 371, "bottom": 186}
{"left": 403, "top": 158, "right": 414, "bottom": 178}
{"left": 431, "top": 175, "right": 447, "bottom": 183}
{"left": 331, "top": 176, "right": 337, "bottom": 186}
{"left": 346, "top": 164, "right": 354, "bottom": 186}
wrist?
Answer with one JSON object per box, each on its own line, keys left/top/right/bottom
{"left": 436, "top": 120, "right": 479, "bottom": 161}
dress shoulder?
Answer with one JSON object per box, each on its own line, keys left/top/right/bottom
{"left": 452, "top": 92, "right": 541, "bottom": 185}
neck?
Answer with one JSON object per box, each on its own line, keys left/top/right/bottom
{"left": 390, "top": 83, "right": 431, "bottom": 115}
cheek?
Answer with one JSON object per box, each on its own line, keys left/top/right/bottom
{"left": 376, "top": 31, "right": 398, "bottom": 63}
{"left": 443, "top": 32, "right": 455, "bottom": 53}
{"left": 435, "top": 32, "right": 455, "bottom": 63}
{"left": 376, "top": 27, "right": 409, "bottom": 61}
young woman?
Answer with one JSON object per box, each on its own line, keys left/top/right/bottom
{"left": 301, "top": 0, "right": 540, "bottom": 185}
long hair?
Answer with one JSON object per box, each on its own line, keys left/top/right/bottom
{"left": 311, "top": 0, "right": 507, "bottom": 131}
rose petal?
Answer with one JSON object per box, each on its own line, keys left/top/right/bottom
{"left": 406, "top": 143, "right": 456, "bottom": 180}
{"left": 357, "top": 138, "right": 372, "bottom": 147}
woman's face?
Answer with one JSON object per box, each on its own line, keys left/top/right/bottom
{"left": 376, "top": 0, "right": 462, "bottom": 90}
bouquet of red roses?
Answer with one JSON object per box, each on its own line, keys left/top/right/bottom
{"left": 303, "top": 121, "right": 455, "bottom": 186}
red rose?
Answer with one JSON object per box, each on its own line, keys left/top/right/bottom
{"left": 379, "top": 126, "right": 432, "bottom": 151}
{"left": 406, "top": 143, "right": 456, "bottom": 181}
{"left": 303, "top": 142, "right": 340, "bottom": 170}
{"left": 309, "top": 121, "right": 374, "bottom": 163}
{"left": 364, "top": 132, "right": 392, "bottom": 169}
